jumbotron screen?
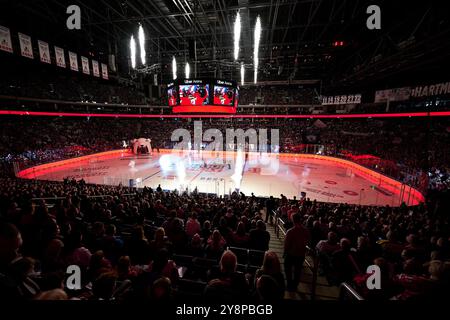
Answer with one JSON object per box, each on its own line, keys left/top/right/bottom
{"left": 167, "top": 87, "right": 178, "bottom": 106}
{"left": 179, "top": 84, "right": 209, "bottom": 106}
{"left": 169, "top": 79, "right": 238, "bottom": 113}
{"left": 213, "top": 85, "right": 235, "bottom": 105}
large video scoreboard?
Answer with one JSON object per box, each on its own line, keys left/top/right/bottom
{"left": 168, "top": 79, "right": 238, "bottom": 114}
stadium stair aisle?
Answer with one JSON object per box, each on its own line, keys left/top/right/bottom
{"left": 266, "top": 221, "right": 340, "bottom": 300}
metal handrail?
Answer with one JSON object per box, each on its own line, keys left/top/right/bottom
{"left": 339, "top": 282, "right": 365, "bottom": 301}
{"left": 273, "top": 210, "right": 319, "bottom": 300}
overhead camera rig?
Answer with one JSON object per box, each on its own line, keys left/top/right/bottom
{"left": 134, "top": 63, "right": 162, "bottom": 75}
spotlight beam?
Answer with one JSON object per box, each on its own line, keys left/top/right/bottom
{"left": 234, "top": 11, "right": 241, "bottom": 61}
{"left": 172, "top": 56, "right": 177, "bottom": 80}
{"left": 130, "top": 35, "right": 136, "bottom": 69}
{"left": 185, "top": 62, "right": 190, "bottom": 79}
{"left": 138, "top": 24, "right": 146, "bottom": 65}
{"left": 253, "top": 16, "right": 261, "bottom": 84}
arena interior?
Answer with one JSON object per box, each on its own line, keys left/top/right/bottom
{"left": 0, "top": 0, "right": 449, "bottom": 308}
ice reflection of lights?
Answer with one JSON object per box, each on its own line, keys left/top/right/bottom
{"left": 259, "top": 153, "right": 270, "bottom": 166}
{"left": 231, "top": 149, "right": 245, "bottom": 189}
{"left": 258, "top": 153, "right": 280, "bottom": 176}
{"left": 159, "top": 154, "right": 186, "bottom": 186}
{"left": 159, "top": 155, "right": 173, "bottom": 171}
{"left": 128, "top": 160, "right": 137, "bottom": 172}
{"left": 176, "top": 160, "right": 186, "bottom": 184}
{"left": 302, "top": 166, "right": 311, "bottom": 177}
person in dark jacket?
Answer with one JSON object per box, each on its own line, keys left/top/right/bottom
{"left": 249, "top": 220, "right": 270, "bottom": 251}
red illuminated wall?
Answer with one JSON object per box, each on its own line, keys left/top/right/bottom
{"left": 1, "top": 110, "right": 449, "bottom": 118}
{"left": 16, "top": 149, "right": 131, "bottom": 179}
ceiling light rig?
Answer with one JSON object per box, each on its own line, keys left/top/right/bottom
{"left": 234, "top": 11, "right": 241, "bottom": 61}
{"left": 185, "top": 62, "right": 190, "bottom": 79}
{"left": 138, "top": 24, "right": 146, "bottom": 65}
{"left": 130, "top": 35, "right": 136, "bottom": 69}
{"left": 253, "top": 16, "right": 261, "bottom": 84}
{"left": 172, "top": 56, "right": 177, "bottom": 80}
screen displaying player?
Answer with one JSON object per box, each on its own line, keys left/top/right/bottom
{"left": 179, "top": 84, "right": 209, "bottom": 106}
{"left": 213, "top": 86, "right": 235, "bottom": 105}
{"left": 167, "top": 87, "right": 178, "bottom": 106}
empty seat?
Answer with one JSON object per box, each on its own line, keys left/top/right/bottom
{"left": 176, "top": 279, "right": 207, "bottom": 299}
{"left": 247, "top": 264, "right": 260, "bottom": 275}
{"left": 192, "top": 257, "right": 218, "bottom": 281}
{"left": 172, "top": 254, "right": 194, "bottom": 268}
{"left": 228, "top": 246, "right": 249, "bottom": 265}
{"left": 248, "top": 249, "right": 266, "bottom": 267}
{"left": 236, "top": 263, "right": 248, "bottom": 273}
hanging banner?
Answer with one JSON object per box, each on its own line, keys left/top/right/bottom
{"left": 101, "top": 63, "right": 108, "bottom": 80}
{"left": 38, "top": 40, "right": 51, "bottom": 64}
{"left": 0, "top": 25, "right": 13, "bottom": 53}
{"left": 54, "top": 46, "right": 66, "bottom": 68}
{"left": 374, "top": 87, "right": 411, "bottom": 103}
{"left": 18, "top": 32, "right": 33, "bottom": 59}
{"left": 81, "top": 56, "right": 90, "bottom": 75}
{"left": 108, "top": 54, "right": 116, "bottom": 72}
{"left": 69, "top": 51, "right": 78, "bottom": 71}
{"left": 92, "top": 60, "right": 100, "bottom": 77}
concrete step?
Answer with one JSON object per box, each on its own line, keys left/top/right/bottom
{"left": 266, "top": 219, "right": 339, "bottom": 301}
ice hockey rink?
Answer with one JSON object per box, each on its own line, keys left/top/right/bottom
{"left": 17, "top": 149, "right": 424, "bottom": 207}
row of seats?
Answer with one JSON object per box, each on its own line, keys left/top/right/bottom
{"left": 172, "top": 246, "right": 266, "bottom": 299}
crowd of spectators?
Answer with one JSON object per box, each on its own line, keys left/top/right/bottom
{"left": 0, "top": 118, "right": 181, "bottom": 168}
{"left": 0, "top": 178, "right": 277, "bottom": 302}
{"left": 1, "top": 54, "right": 325, "bottom": 107}
{"left": 0, "top": 176, "right": 448, "bottom": 301}
{"left": 1, "top": 78, "right": 320, "bottom": 107}
{"left": 238, "top": 85, "right": 319, "bottom": 105}
{"left": 0, "top": 74, "right": 145, "bottom": 105}
{"left": 0, "top": 110, "right": 448, "bottom": 303}
{"left": 274, "top": 191, "right": 450, "bottom": 300}
{"left": 0, "top": 57, "right": 145, "bottom": 105}
{"left": 1, "top": 75, "right": 324, "bottom": 107}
